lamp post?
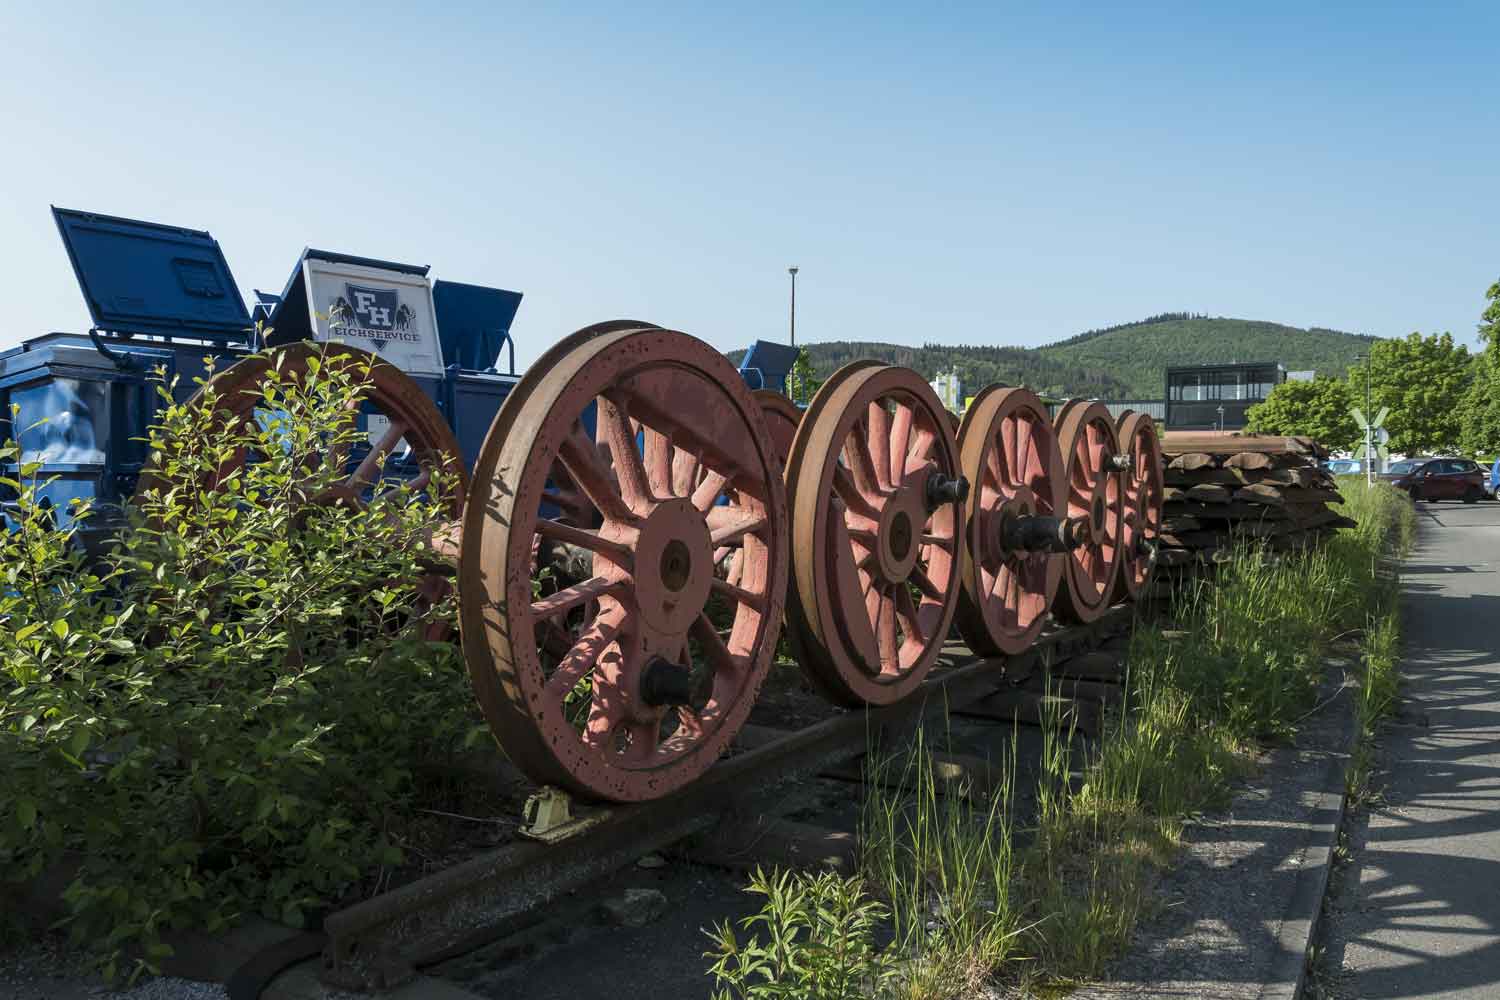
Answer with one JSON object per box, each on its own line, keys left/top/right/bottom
{"left": 788, "top": 266, "right": 799, "bottom": 347}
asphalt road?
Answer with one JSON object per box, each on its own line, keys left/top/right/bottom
{"left": 1327, "top": 498, "right": 1500, "bottom": 998}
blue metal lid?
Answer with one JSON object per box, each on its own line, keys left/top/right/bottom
{"left": 52, "top": 206, "right": 251, "bottom": 342}
{"left": 738, "top": 340, "right": 801, "bottom": 394}
{"left": 432, "top": 279, "right": 523, "bottom": 372}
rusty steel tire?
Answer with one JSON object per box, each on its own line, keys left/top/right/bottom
{"left": 1052, "top": 401, "right": 1123, "bottom": 623}
{"left": 1112, "top": 410, "right": 1164, "bottom": 603}
{"left": 782, "top": 363, "right": 965, "bottom": 707}
{"left": 753, "top": 389, "right": 802, "bottom": 473}
{"left": 459, "top": 326, "right": 789, "bottom": 803}
{"left": 952, "top": 385, "right": 1066, "bottom": 656}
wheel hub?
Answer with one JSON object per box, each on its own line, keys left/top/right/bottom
{"left": 991, "top": 488, "right": 1036, "bottom": 562}
{"left": 633, "top": 498, "right": 714, "bottom": 635}
{"left": 875, "top": 484, "right": 927, "bottom": 582}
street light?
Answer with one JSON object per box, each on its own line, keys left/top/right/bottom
{"left": 788, "top": 267, "right": 799, "bottom": 347}
{"left": 1355, "top": 352, "right": 1373, "bottom": 484}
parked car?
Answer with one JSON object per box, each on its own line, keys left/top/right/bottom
{"left": 1377, "top": 458, "right": 1431, "bottom": 484}
{"left": 1324, "top": 458, "right": 1363, "bottom": 475}
{"left": 1388, "top": 457, "right": 1489, "bottom": 502}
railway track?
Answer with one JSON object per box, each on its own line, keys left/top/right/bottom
{"left": 139, "top": 321, "right": 1167, "bottom": 994}
{"left": 319, "top": 605, "right": 1136, "bottom": 991}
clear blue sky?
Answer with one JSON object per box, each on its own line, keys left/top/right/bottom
{"left": 1, "top": 3, "right": 1495, "bottom": 365}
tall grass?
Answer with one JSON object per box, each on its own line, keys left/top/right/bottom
{"left": 706, "top": 479, "right": 1415, "bottom": 996}
{"left": 860, "top": 727, "right": 1023, "bottom": 998}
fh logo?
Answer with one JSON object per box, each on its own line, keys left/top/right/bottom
{"left": 346, "top": 284, "right": 398, "bottom": 330}
{"left": 327, "top": 284, "right": 419, "bottom": 352}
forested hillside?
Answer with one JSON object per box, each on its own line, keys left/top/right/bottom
{"left": 730, "top": 315, "right": 1377, "bottom": 399}
{"left": 739, "top": 341, "right": 1133, "bottom": 399}
{"left": 1037, "top": 316, "right": 1377, "bottom": 397}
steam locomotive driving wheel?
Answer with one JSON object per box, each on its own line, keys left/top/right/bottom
{"left": 1112, "top": 410, "right": 1164, "bottom": 602}
{"left": 952, "top": 386, "right": 1067, "bottom": 656}
{"left": 783, "top": 363, "right": 967, "bottom": 707}
{"left": 1052, "top": 401, "right": 1123, "bottom": 623}
{"left": 459, "top": 327, "right": 789, "bottom": 802}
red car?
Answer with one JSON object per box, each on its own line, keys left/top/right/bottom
{"left": 1389, "top": 457, "right": 1489, "bottom": 502}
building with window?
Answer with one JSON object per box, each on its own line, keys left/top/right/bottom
{"left": 1164, "top": 362, "right": 1285, "bottom": 431}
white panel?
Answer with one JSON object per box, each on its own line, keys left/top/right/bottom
{"left": 301, "top": 258, "right": 446, "bottom": 375}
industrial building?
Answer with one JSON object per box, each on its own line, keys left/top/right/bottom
{"left": 1163, "top": 361, "right": 1286, "bottom": 431}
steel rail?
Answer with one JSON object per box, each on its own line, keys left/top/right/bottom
{"left": 320, "top": 604, "right": 1134, "bottom": 991}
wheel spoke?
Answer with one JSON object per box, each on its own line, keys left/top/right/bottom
{"left": 893, "top": 586, "right": 924, "bottom": 648}
{"left": 532, "top": 576, "right": 623, "bottom": 621}
{"left": 843, "top": 421, "right": 886, "bottom": 499}
{"left": 642, "top": 425, "right": 674, "bottom": 498}
{"left": 535, "top": 518, "right": 635, "bottom": 569}
{"left": 707, "top": 507, "right": 767, "bottom": 546}
{"left": 920, "top": 532, "right": 954, "bottom": 552}
{"left": 909, "top": 564, "right": 943, "bottom": 602}
{"left": 692, "top": 612, "right": 746, "bottom": 677}
{"left": 889, "top": 402, "right": 913, "bottom": 485}
{"left": 598, "top": 394, "right": 654, "bottom": 513}
{"left": 904, "top": 423, "right": 936, "bottom": 479}
{"left": 544, "top": 610, "right": 624, "bottom": 699}
{"left": 691, "top": 469, "right": 728, "bottom": 511}
{"left": 559, "top": 426, "right": 635, "bottom": 524}
{"left": 671, "top": 447, "right": 701, "bottom": 499}
{"left": 876, "top": 590, "right": 899, "bottom": 671}
{"left": 349, "top": 419, "right": 408, "bottom": 489}
{"left": 832, "top": 464, "right": 883, "bottom": 520}
{"left": 711, "top": 575, "right": 767, "bottom": 611}
{"left": 867, "top": 401, "right": 893, "bottom": 491}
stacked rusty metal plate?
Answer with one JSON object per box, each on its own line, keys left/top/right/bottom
{"left": 1154, "top": 433, "right": 1356, "bottom": 574}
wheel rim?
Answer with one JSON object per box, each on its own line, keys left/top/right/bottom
{"left": 953, "top": 386, "right": 1065, "bottom": 655}
{"left": 1052, "top": 401, "right": 1122, "bottom": 623}
{"left": 784, "top": 363, "right": 964, "bottom": 706}
{"left": 135, "top": 341, "right": 467, "bottom": 638}
{"left": 460, "top": 327, "right": 788, "bottom": 802}
{"left": 1113, "top": 411, "right": 1164, "bottom": 602}
{"left": 753, "top": 389, "right": 802, "bottom": 472}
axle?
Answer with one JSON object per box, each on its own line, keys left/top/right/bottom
{"left": 925, "top": 472, "right": 971, "bottom": 512}
{"left": 1002, "top": 512, "right": 1090, "bottom": 553}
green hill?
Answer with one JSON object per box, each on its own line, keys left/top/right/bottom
{"left": 1036, "top": 315, "right": 1377, "bottom": 397}
{"left": 732, "top": 341, "right": 1132, "bottom": 400}
{"left": 734, "top": 315, "right": 1377, "bottom": 400}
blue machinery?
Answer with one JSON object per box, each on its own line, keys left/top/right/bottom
{"left": 0, "top": 206, "right": 796, "bottom": 533}
{"left": 0, "top": 207, "right": 524, "bottom": 532}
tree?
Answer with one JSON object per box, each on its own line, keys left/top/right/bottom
{"left": 785, "top": 346, "right": 823, "bottom": 405}
{"left": 1244, "top": 376, "right": 1358, "bottom": 451}
{"left": 1347, "top": 332, "right": 1471, "bottom": 455}
{"left": 1458, "top": 279, "right": 1500, "bottom": 457}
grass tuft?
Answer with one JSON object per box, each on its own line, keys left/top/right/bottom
{"left": 705, "top": 478, "right": 1415, "bottom": 997}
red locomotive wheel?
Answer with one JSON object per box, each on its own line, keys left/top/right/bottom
{"left": 459, "top": 327, "right": 789, "bottom": 802}
{"left": 136, "top": 340, "right": 466, "bottom": 508}
{"left": 953, "top": 386, "right": 1066, "bottom": 656}
{"left": 1052, "top": 401, "right": 1123, "bottom": 623}
{"left": 1112, "top": 410, "right": 1164, "bottom": 603}
{"left": 134, "top": 341, "right": 468, "bottom": 640}
{"left": 783, "top": 363, "right": 966, "bottom": 707}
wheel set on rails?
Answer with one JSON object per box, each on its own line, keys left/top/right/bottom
{"left": 168, "top": 323, "right": 1165, "bottom": 805}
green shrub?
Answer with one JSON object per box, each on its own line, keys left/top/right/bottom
{"left": 705, "top": 867, "right": 893, "bottom": 1000}
{"left": 0, "top": 347, "right": 484, "bottom": 979}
